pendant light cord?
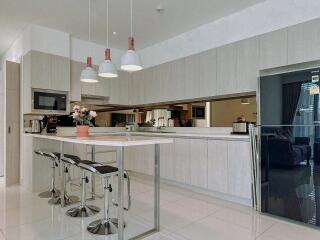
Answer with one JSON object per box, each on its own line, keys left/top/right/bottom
{"left": 88, "top": 0, "right": 91, "bottom": 42}
{"left": 130, "top": 0, "right": 133, "bottom": 37}
{"left": 106, "top": 0, "right": 109, "bottom": 47}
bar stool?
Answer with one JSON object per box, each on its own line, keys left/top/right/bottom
{"left": 78, "top": 162, "right": 131, "bottom": 235}
{"left": 64, "top": 157, "right": 102, "bottom": 218}
{"left": 48, "top": 153, "right": 80, "bottom": 205}
{"left": 34, "top": 150, "right": 60, "bottom": 199}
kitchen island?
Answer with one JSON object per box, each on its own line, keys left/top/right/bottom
{"left": 25, "top": 132, "right": 173, "bottom": 240}
{"left": 22, "top": 128, "right": 252, "bottom": 207}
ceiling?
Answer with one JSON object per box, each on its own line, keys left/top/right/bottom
{"left": 0, "top": 0, "right": 265, "bottom": 56}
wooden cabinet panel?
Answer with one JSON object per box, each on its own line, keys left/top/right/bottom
{"left": 185, "top": 54, "right": 201, "bottom": 99}
{"left": 227, "top": 141, "right": 251, "bottom": 199}
{"left": 154, "top": 63, "right": 170, "bottom": 103}
{"left": 288, "top": 18, "right": 320, "bottom": 65}
{"left": 259, "top": 28, "right": 288, "bottom": 69}
{"left": 144, "top": 67, "right": 155, "bottom": 104}
{"left": 109, "top": 72, "right": 129, "bottom": 105}
{"left": 236, "top": 37, "right": 259, "bottom": 93}
{"left": 207, "top": 140, "right": 228, "bottom": 194}
{"left": 174, "top": 138, "right": 190, "bottom": 184}
{"left": 31, "top": 51, "right": 51, "bottom": 89}
{"left": 217, "top": 44, "right": 237, "bottom": 95}
{"left": 190, "top": 139, "right": 208, "bottom": 188}
{"left": 50, "top": 54, "right": 70, "bottom": 91}
{"left": 130, "top": 71, "right": 145, "bottom": 105}
{"left": 160, "top": 141, "right": 175, "bottom": 181}
{"left": 169, "top": 59, "right": 186, "bottom": 101}
{"left": 70, "top": 61, "right": 83, "bottom": 102}
{"left": 200, "top": 49, "right": 217, "bottom": 97}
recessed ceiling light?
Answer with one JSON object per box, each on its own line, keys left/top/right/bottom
{"left": 113, "top": 31, "right": 117, "bottom": 35}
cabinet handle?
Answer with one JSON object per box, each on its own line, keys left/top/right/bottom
{"left": 8, "top": 126, "right": 11, "bottom": 134}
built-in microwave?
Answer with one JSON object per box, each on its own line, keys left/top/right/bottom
{"left": 32, "top": 89, "right": 69, "bottom": 114}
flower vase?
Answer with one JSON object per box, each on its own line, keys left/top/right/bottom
{"left": 76, "top": 125, "right": 89, "bottom": 137}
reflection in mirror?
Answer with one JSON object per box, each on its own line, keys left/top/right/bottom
{"left": 92, "top": 95, "right": 257, "bottom": 128}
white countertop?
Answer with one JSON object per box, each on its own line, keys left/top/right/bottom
{"left": 128, "top": 131, "right": 249, "bottom": 140}
{"left": 25, "top": 133, "right": 173, "bottom": 147}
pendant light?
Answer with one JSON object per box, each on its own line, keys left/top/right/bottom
{"left": 99, "top": 0, "right": 118, "bottom": 78}
{"left": 80, "top": 0, "right": 98, "bottom": 83}
{"left": 121, "top": 0, "right": 143, "bottom": 72}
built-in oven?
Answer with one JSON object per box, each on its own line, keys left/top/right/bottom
{"left": 32, "top": 89, "right": 69, "bottom": 114}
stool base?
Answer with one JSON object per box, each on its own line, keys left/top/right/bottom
{"left": 48, "top": 195, "right": 79, "bottom": 206}
{"left": 38, "top": 189, "right": 60, "bottom": 198}
{"left": 66, "top": 205, "right": 100, "bottom": 218}
{"left": 87, "top": 218, "right": 123, "bottom": 235}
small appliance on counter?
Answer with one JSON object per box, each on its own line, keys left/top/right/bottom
{"left": 43, "top": 116, "right": 58, "bottom": 134}
{"left": 30, "top": 119, "right": 43, "bottom": 133}
{"left": 232, "top": 121, "right": 250, "bottom": 134}
{"left": 232, "top": 115, "right": 254, "bottom": 134}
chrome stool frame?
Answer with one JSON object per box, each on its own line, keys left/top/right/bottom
{"left": 65, "top": 159, "right": 102, "bottom": 218}
{"left": 49, "top": 154, "right": 80, "bottom": 206}
{"left": 34, "top": 150, "right": 60, "bottom": 199}
{"left": 79, "top": 163, "right": 131, "bottom": 236}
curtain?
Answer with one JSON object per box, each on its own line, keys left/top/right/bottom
{"left": 282, "top": 82, "right": 302, "bottom": 126}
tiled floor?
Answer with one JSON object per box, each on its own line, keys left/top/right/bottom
{"left": 1, "top": 176, "right": 320, "bottom": 240}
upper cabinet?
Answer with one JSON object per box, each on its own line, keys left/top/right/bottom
{"left": 259, "top": 28, "right": 288, "bottom": 70}
{"left": 236, "top": 37, "right": 259, "bottom": 93}
{"left": 288, "top": 20, "right": 320, "bottom": 64}
{"left": 25, "top": 51, "right": 70, "bottom": 92}
{"left": 217, "top": 44, "right": 237, "bottom": 96}
{"left": 130, "top": 70, "right": 145, "bottom": 105}
{"left": 169, "top": 58, "right": 186, "bottom": 101}
{"left": 109, "top": 71, "right": 130, "bottom": 105}
{"left": 288, "top": 18, "right": 320, "bottom": 65}
{"left": 70, "top": 60, "right": 84, "bottom": 102}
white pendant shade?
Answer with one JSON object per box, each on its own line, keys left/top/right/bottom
{"left": 99, "top": 48, "right": 118, "bottom": 78}
{"left": 80, "top": 57, "right": 98, "bottom": 83}
{"left": 121, "top": 37, "right": 143, "bottom": 72}
{"left": 121, "top": 50, "right": 143, "bottom": 72}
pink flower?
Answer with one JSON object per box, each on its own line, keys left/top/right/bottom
{"left": 73, "top": 105, "right": 80, "bottom": 112}
{"left": 89, "top": 111, "right": 97, "bottom": 118}
{"left": 72, "top": 112, "right": 79, "bottom": 119}
{"left": 81, "top": 108, "right": 88, "bottom": 113}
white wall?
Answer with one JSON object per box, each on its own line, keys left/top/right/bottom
{"left": 139, "top": 0, "right": 320, "bottom": 68}
{"left": 0, "top": 69, "right": 4, "bottom": 176}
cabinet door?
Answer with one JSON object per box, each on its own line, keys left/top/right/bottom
{"left": 217, "top": 44, "right": 237, "bottom": 95}
{"left": 160, "top": 142, "right": 175, "bottom": 181}
{"left": 200, "top": 49, "right": 217, "bottom": 97}
{"left": 236, "top": 37, "right": 259, "bottom": 93}
{"left": 174, "top": 138, "right": 190, "bottom": 184}
{"left": 259, "top": 28, "right": 288, "bottom": 69}
{"left": 31, "top": 51, "right": 51, "bottom": 89}
{"left": 51, "top": 55, "right": 70, "bottom": 91}
{"left": 227, "top": 141, "right": 251, "bottom": 199}
{"left": 185, "top": 54, "right": 201, "bottom": 99}
{"left": 70, "top": 61, "right": 83, "bottom": 102}
{"left": 94, "top": 75, "right": 109, "bottom": 97}
{"left": 288, "top": 19, "right": 320, "bottom": 65}
{"left": 154, "top": 63, "right": 170, "bottom": 103}
{"left": 169, "top": 59, "right": 185, "bottom": 101}
{"left": 207, "top": 140, "right": 228, "bottom": 194}
{"left": 118, "top": 72, "right": 130, "bottom": 105}
{"left": 144, "top": 67, "right": 154, "bottom": 104}
{"left": 190, "top": 139, "right": 207, "bottom": 188}
{"left": 144, "top": 145, "right": 155, "bottom": 176}
{"left": 130, "top": 71, "right": 145, "bottom": 105}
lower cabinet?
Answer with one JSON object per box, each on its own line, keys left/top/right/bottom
{"left": 208, "top": 140, "right": 228, "bottom": 194}
{"left": 123, "top": 137, "right": 251, "bottom": 202}
{"left": 227, "top": 141, "right": 251, "bottom": 199}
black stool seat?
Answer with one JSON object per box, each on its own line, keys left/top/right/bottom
{"left": 94, "top": 165, "right": 118, "bottom": 174}
{"left": 53, "top": 153, "right": 81, "bottom": 161}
